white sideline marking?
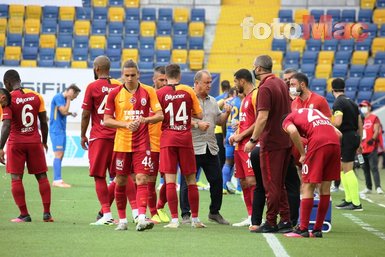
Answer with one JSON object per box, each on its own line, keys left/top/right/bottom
{"left": 263, "top": 234, "right": 290, "bottom": 257}
{"left": 360, "top": 194, "right": 385, "bottom": 208}
{"left": 343, "top": 213, "right": 385, "bottom": 241}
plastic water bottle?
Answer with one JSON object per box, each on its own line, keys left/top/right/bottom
{"left": 357, "top": 154, "right": 365, "bottom": 165}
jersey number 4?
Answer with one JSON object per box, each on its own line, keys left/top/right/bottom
{"left": 164, "top": 102, "right": 188, "bottom": 126}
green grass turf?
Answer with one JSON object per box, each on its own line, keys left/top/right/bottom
{"left": 0, "top": 166, "right": 384, "bottom": 257}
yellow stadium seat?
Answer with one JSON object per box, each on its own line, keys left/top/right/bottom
{"left": 55, "top": 48, "right": 72, "bottom": 62}
{"left": 0, "top": 33, "right": 5, "bottom": 47}
{"left": 40, "top": 34, "right": 56, "bottom": 48}
{"left": 361, "top": 0, "right": 376, "bottom": 9}
{"left": 174, "top": 8, "right": 189, "bottom": 23}
{"left": 327, "top": 78, "right": 335, "bottom": 92}
{"left": 59, "top": 6, "right": 75, "bottom": 21}
{"left": 4, "top": 46, "right": 21, "bottom": 61}
{"left": 26, "top": 5, "right": 42, "bottom": 20}
{"left": 8, "top": 18, "right": 23, "bottom": 34}
{"left": 172, "top": 49, "right": 188, "bottom": 64}
{"left": 351, "top": 51, "right": 369, "bottom": 65}
{"left": 90, "top": 35, "right": 106, "bottom": 49}
{"left": 315, "top": 64, "right": 332, "bottom": 79}
{"left": 108, "top": 7, "right": 125, "bottom": 22}
{"left": 124, "top": 0, "right": 140, "bottom": 8}
{"left": 294, "top": 9, "right": 309, "bottom": 24}
{"left": 373, "top": 9, "right": 385, "bottom": 28}
{"left": 289, "top": 39, "right": 306, "bottom": 54}
{"left": 189, "top": 22, "right": 205, "bottom": 37}
{"left": 0, "top": 19, "right": 6, "bottom": 34}
{"left": 374, "top": 78, "right": 385, "bottom": 92}
{"left": 156, "top": 36, "right": 172, "bottom": 50}
{"left": 318, "top": 51, "right": 335, "bottom": 65}
{"left": 25, "top": 19, "right": 40, "bottom": 35}
{"left": 92, "top": 0, "right": 108, "bottom": 7}
{"left": 372, "top": 38, "right": 385, "bottom": 56}
{"left": 140, "top": 21, "right": 156, "bottom": 37}
{"left": 270, "top": 51, "right": 283, "bottom": 66}
{"left": 74, "top": 20, "right": 91, "bottom": 36}
{"left": 9, "top": 5, "right": 24, "bottom": 19}
{"left": 21, "top": 60, "right": 37, "bottom": 67}
{"left": 71, "top": 61, "right": 88, "bottom": 68}
{"left": 122, "top": 48, "right": 138, "bottom": 62}
{"left": 189, "top": 50, "right": 204, "bottom": 70}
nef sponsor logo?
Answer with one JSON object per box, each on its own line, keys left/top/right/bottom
{"left": 16, "top": 96, "right": 35, "bottom": 105}
{"left": 165, "top": 94, "right": 185, "bottom": 101}
{"left": 116, "top": 159, "right": 123, "bottom": 171}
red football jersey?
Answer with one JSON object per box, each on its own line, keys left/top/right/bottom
{"left": 238, "top": 88, "right": 258, "bottom": 147}
{"left": 2, "top": 88, "right": 45, "bottom": 144}
{"left": 82, "top": 78, "right": 121, "bottom": 140}
{"left": 283, "top": 108, "right": 340, "bottom": 153}
{"left": 156, "top": 84, "right": 202, "bottom": 148}
{"left": 291, "top": 92, "right": 332, "bottom": 118}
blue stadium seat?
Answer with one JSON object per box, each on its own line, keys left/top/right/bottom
{"left": 38, "top": 59, "right": 54, "bottom": 67}
{"left": 341, "top": 9, "right": 356, "bottom": 22}
{"left": 108, "top": 22, "right": 123, "bottom": 37}
{"left": 364, "top": 23, "right": 378, "bottom": 39}
{"left": 0, "top": 47, "right": 3, "bottom": 62}
{"left": 345, "top": 78, "right": 360, "bottom": 91}
{"left": 90, "top": 48, "right": 105, "bottom": 60}
{"left": 377, "top": 0, "right": 385, "bottom": 8}
{"left": 191, "top": 9, "right": 205, "bottom": 22}
{"left": 284, "top": 51, "right": 300, "bottom": 66}
{"left": 313, "top": 90, "right": 326, "bottom": 97}
{"left": 43, "top": 6, "right": 59, "bottom": 20}
{"left": 76, "top": 7, "right": 91, "bottom": 20}
{"left": 174, "top": 23, "right": 188, "bottom": 35}
{"left": 93, "top": 7, "right": 107, "bottom": 20}
{"left": 82, "top": 0, "right": 91, "bottom": 7}
{"left": 109, "top": 0, "right": 123, "bottom": 6}
{"left": 110, "top": 61, "right": 121, "bottom": 69}
{"left": 0, "top": 4, "right": 8, "bottom": 18}
{"left": 339, "top": 39, "right": 354, "bottom": 51}
{"left": 332, "top": 64, "right": 348, "bottom": 78}
{"left": 374, "top": 52, "right": 385, "bottom": 65}
{"left": 58, "top": 20, "right": 74, "bottom": 35}
{"left": 24, "top": 34, "right": 39, "bottom": 47}
{"left": 359, "top": 77, "right": 376, "bottom": 91}
{"left": 57, "top": 34, "right": 72, "bottom": 48}
{"left": 380, "top": 65, "right": 385, "bottom": 77}
{"left": 189, "top": 37, "right": 204, "bottom": 50}
{"left": 272, "top": 39, "right": 287, "bottom": 52}
{"left": 283, "top": 63, "right": 299, "bottom": 70}
{"left": 310, "top": 9, "right": 324, "bottom": 21}
{"left": 138, "top": 61, "right": 154, "bottom": 70}
{"left": 345, "top": 91, "right": 357, "bottom": 100}
{"left": 107, "top": 36, "right": 122, "bottom": 49}
{"left": 350, "top": 65, "right": 365, "bottom": 78}
{"left": 310, "top": 78, "right": 327, "bottom": 91}
{"left": 156, "top": 50, "right": 171, "bottom": 63}
{"left": 124, "top": 35, "right": 138, "bottom": 48}
{"left": 125, "top": 20, "right": 140, "bottom": 35}
{"left": 140, "top": 37, "right": 155, "bottom": 50}
{"left": 39, "top": 48, "right": 55, "bottom": 61}
{"left": 22, "top": 46, "right": 38, "bottom": 60}
{"left": 55, "top": 61, "right": 70, "bottom": 68}
{"left": 323, "top": 39, "right": 339, "bottom": 51}
{"left": 73, "top": 48, "right": 88, "bottom": 61}
{"left": 279, "top": 9, "right": 292, "bottom": 22}
{"left": 140, "top": 49, "right": 154, "bottom": 62}
{"left": 125, "top": 8, "right": 139, "bottom": 21}
{"left": 74, "top": 35, "right": 89, "bottom": 49}
{"left": 302, "top": 51, "right": 318, "bottom": 64}
{"left": 326, "top": 92, "right": 334, "bottom": 103}
{"left": 372, "top": 92, "right": 385, "bottom": 109}
{"left": 106, "top": 48, "right": 121, "bottom": 62}
{"left": 158, "top": 8, "right": 172, "bottom": 21}
{"left": 157, "top": 20, "right": 172, "bottom": 36}
{"left": 142, "top": 8, "right": 156, "bottom": 21}
{"left": 357, "top": 91, "right": 372, "bottom": 103}
{"left": 326, "top": 9, "right": 340, "bottom": 22}
{"left": 334, "top": 51, "right": 352, "bottom": 64}
{"left": 380, "top": 24, "right": 385, "bottom": 37}
{"left": 301, "top": 64, "right": 316, "bottom": 79}
{"left": 92, "top": 20, "right": 107, "bottom": 34}
{"left": 306, "top": 39, "right": 322, "bottom": 51}
{"left": 42, "top": 19, "right": 57, "bottom": 34}
{"left": 358, "top": 9, "right": 372, "bottom": 23}
{"left": 364, "top": 65, "right": 380, "bottom": 77}
{"left": 173, "top": 35, "right": 187, "bottom": 49}
{"left": 355, "top": 38, "right": 372, "bottom": 51}
{"left": 7, "top": 33, "right": 22, "bottom": 47}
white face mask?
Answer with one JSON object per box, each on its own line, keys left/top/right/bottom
{"left": 289, "top": 87, "right": 299, "bottom": 96}
{"left": 360, "top": 107, "right": 369, "bottom": 115}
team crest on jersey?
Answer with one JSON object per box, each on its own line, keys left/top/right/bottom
{"left": 146, "top": 150, "right": 151, "bottom": 156}
{"left": 130, "top": 97, "right": 136, "bottom": 104}
{"left": 141, "top": 98, "right": 147, "bottom": 106}
{"left": 116, "top": 159, "right": 124, "bottom": 171}
{"left": 244, "top": 101, "right": 249, "bottom": 108}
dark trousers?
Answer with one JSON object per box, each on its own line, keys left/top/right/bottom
{"left": 180, "top": 148, "right": 223, "bottom": 217}
{"left": 216, "top": 133, "right": 226, "bottom": 170}
{"left": 363, "top": 149, "right": 381, "bottom": 190}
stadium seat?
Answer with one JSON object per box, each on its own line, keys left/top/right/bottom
{"left": 306, "top": 39, "right": 322, "bottom": 51}
{"left": 0, "top": 4, "right": 8, "bottom": 18}
{"left": 24, "top": 34, "right": 39, "bottom": 47}
{"left": 71, "top": 60, "right": 88, "bottom": 68}
{"left": 278, "top": 9, "right": 292, "bottom": 22}
{"left": 173, "top": 35, "right": 187, "bottom": 49}
{"left": 123, "top": 35, "right": 138, "bottom": 48}
{"left": 364, "top": 23, "right": 378, "bottom": 39}
{"left": 22, "top": 46, "right": 38, "bottom": 60}
{"left": 20, "top": 60, "right": 37, "bottom": 67}
{"left": 372, "top": 38, "right": 385, "bottom": 56}
{"left": 58, "top": 20, "right": 74, "bottom": 35}
{"left": 378, "top": 0, "right": 385, "bottom": 8}
{"left": 172, "top": 49, "right": 188, "bottom": 64}
{"left": 108, "top": 7, "right": 125, "bottom": 22}
{"left": 38, "top": 48, "right": 54, "bottom": 66}
{"left": 345, "top": 78, "right": 361, "bottom": 91}
{"left": 174, "top": 23, "right": 188, "bottom": 35}
{"left": 310, "top": 9, "right": 324, "bottom": 21}
{"left": 284, "top": 51, "right": 300, "bottom": 66}
{"left": 373, "top": 9, "right": 385, "bottom": 28}
{"left": 272, "top": 39, "right": 287, "bottom": 52}
{"left": 92, "top": 20, "right": 107, "bottom": 34}
{"left": 41, "top": 19, "right": 57, "bottom": 34}
{"left": 74, "top": 20, "right": 91, "bottom": 36}
{"left": 189, "top": 22, "right": 205, "bottom": 37}
{"left": 357, "top": 91, "right": 372, "bottom": 103}
{"left": 358, "top": 9, "right": 372, "bottom": 23}
{"left": 332, "top": 64, "right": 348, "bottom": 78}
{"left": 107, "top": 36, "right": 121, "bottom": 49}
{"left": 341, "top": 9, "right": 356, "bottom": 22}
{"left": 92, "top": 0, "right": 108, "bottom": 7}
{"left": 301, "top": 63, "right": 316, "bottom": 79}
{"left": 157, "top": 20, "right": 172, "bottom": 35}
{"left": 125, "top": 8, "right": 139, "bottom": 21}
{"left": 315, "top": 64, "right": 332, "bottom": 79}
{"left": 43, "top": 6, "right": 59, "bottom": 20}
{"left": 140, "top": 36, "right": 155, "bottom": 50}
{"left": 7, "top": 33, "right": 22, "bottom": 46}
{"left": 40, "top": 34, "right": 56, "bottom": 48}
{"left": 339, "top": 39, "right": 354, "bottom": 51}
{"left": 155, "top": 50, "right": 171, "bottom": 63}
{"left": 326, "top": 92, "right": 334, "bottom": 103}
{"left": 57, "top": 34, "right": 72, "bottom": 48}
{"left": 93, "top": 7, "right": 107, "bottom": 20}
{"left": 351, "top": 51, "right": 369, "bottom": 65}
{"left": 372, "top": 91, "right": 385, "bottom": 109}
{"left": 125, "top": 20, "right": 140, "bottom": 35}
{"left": 318, "top": 51, "right": 334, "bottom": 65}
{"left": 26, "top": 5, "right": 41, "bottom": 20}
{"left": 374, "top": 52, "right": 385, "bottom": 65}
{"left": 310, "top": 78, "right": 327, "bottom": 91}
{"left": 380, "top": 24, "right": 385, "bottom": 37}
{"left": 8, "top": 18, "right": 23, "bottom": 34}
{"left": 122, "top": 48, "right": 138, "bottom": 62}
{"left": 364, "top": 65, "right": 380, "bottom": 77}
{"left": 73, "top": 48, "right": 88, "bottom": 61}
{"left": 0, "top": 33, "right": 5, "bottom": 47}
{"left": 374, "top": 78, "right": 385, "bottom": 91}
{"left": 90, "top": 35, "right": 106, "bottom": 49}
{"left": 189, "top": 37, "right": 204, "bottom": 50}
{"left": 361, "top": 0, "right": 376, "bottom": 9}
{"left": 355, "top": 38, "right": 372, "bottom": 51}
{"left": 302, "top": 51, "right": 318, "bottom": 64}
{"left": 109, "top": 0, "right": 123, "bottom": 6}
{"left": 138, "top": 61, "right": 154, "bottom": 70}
{"left": 379, "top": 64, "right": 385, "bottom": 77}
{"left": 158, "top": 8, "right": 172, "bottom": 21}
{"left": 270, "top": 51, "right": 283, "bottom": 66}
{"left": 106, "top": 48, "right": 121, "bottom": 62}
{"left": 334, "top": 51, "right": 352, "bottom": 64}
{"left": 189, "top": 50, "right": 204, "bottom": 70}
{"left": 76, "top": 7, "right": 91, "bottom": 20}
{"left": 359, "top": 77, "right": 376, "bottom": 91}
{"left": 323, "top": 39, "right": 339, "bottom": 51}
{"left": 108, "top": 22, "right": 124, "bottom": 37}
{"left": 350, "top": 65, "right": 365, "bottom": 77}
{"left": 59, "top": 6, "right": 75, "bottom": 21}
{"left": 4, "top": 46, "right": 21, "bottom": 65}
{"left": 326, "top": 9, "right": 340, "bottom": 22}
{"left": 0, "top": 18, "right": 6, "bottom": 34}
{"left": 140, "top": 49, "right": 154, "bottom": 62}
{"left": 124, "top": 0, "right": 139, "bottom": 7}
{"left": 294, "top": 9, "right": 309, "bottom": 24}
{"left": 191, "top": 9, "right": 205, "bottom": 22}
{"left": 174, "top": 8, "right": 189, "bottom": 23}
{"left": 156, "top": 36, "right": 172, "bottom": 50}
{"left": 142, "top": 8, "right": 156, "bottom": 21}
{"left": 9, "top": 5, "right": 24, "bottom": 19}
{"left": 55, "top": 47, "right": 72, "bottom": 62}
{"left": 140, "top": 21, "right": 156, "bottom": 37}
{"left": 345, "top": 91, "right": 357, "bottom": 100}
{"left": 290, "top": 39, "right": 306, "bottom": 54}
{"left": 89, "top": 48, "right": 105, "bottom": 61}
{"left": 326, "top": 78, "right": 335, "bottom": 92}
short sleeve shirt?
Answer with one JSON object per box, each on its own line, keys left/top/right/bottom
{"left": 49, "top": 93, "right": 66, "bottom": 133}
{"left": 291, "top": 92, "right": 332, "bottom": 118}
{"left": 238, "top": 89, "right": 258, "bottom": 147}
{"left": 332, "top": 94, "right": 359, "bottom": 133}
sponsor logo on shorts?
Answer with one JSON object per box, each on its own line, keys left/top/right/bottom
{"left": 116, "top": 159, "right": 124, "bottom": 171}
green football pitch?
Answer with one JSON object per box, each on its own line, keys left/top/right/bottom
{"left": 0, "top": 166, "right": 384, "bottom": 257}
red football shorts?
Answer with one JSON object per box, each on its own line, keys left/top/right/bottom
{"left": 234, "top": 149, "right": 254, "bottom": 179}
{"left": 301, "top": 144, "right": 341, "bottom": 183}
{"left": 111, "top": 151, "right": 151, "bottom": 176}
{"left": 88, "top": 139, "right": 114, "bottom": 178}
{"left": 149, "top": 151, "right": 159, "bottom": 177}
{"left": 6, "top": 143, "right": 47, "bottom": 174}
{"left": 159, "top": 146, "right": 196, "bottom": 175}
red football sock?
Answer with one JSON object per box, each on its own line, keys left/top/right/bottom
{"left": 107, "top": 180, "right": 116, "bottom": 208}
{"left": 147, "top": 181, "right": 157, "bottom": 216}
{"left": 166, "top": 183, "right": 178, "bottom": 219}
{"left": 314, "top": 195, "right": 330, "bottom": 231}
{"left": 300, "top": 198, "right": 314, "bottom": 231}
{"left": 136, "top": 184, "right": 148, "bottom": 215}
{"left": 115, "top": 184, "right": 127, "bottom": 219}
{"left": 188, "top": 184, "right": 199, "bottom": 218}
{"left": 11, "top": 179, "right": 28, "bottom": 216}
{"left": 157, "top": 183, "right": 167, "bottom": 209}
{"left": 37, "top": 177, "right": 51, "bottom": 213}
{"left": 126, "top": 176, "right": 137, "bottom": 209}
{"left": 249, "top": 184, "right": 256, "bottom": 213}
{"left": 94, "top": 177, "right": 110, "bottom": 214}
{"left": 242, "top": 187, "right": 252, "bottom": 216}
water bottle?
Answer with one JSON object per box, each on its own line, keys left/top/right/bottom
{"left": 357, "top": 154, "right": 365, "bottom": 165}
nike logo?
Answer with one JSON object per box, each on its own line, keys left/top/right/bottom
{"left": 119, "top": 100, "right": 125, "bottom": 103}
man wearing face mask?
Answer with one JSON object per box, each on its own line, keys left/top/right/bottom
{"left": 359, "top": 100, "right": 384, "bottom": 195}
{"left": 282, "top": 69, "right": 298, "bottom": 100}
{"left": 290, "top": 73, "right": 331, "bottom": 119}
